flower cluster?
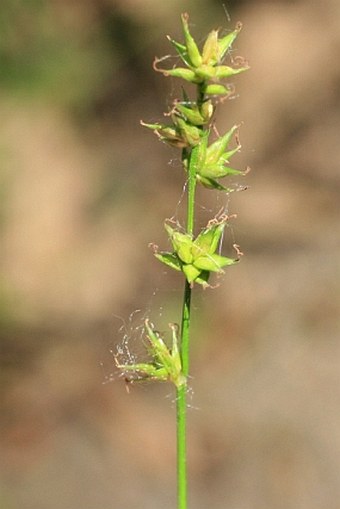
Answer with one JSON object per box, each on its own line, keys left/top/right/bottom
{"left": 142, "top": 13, "right": 248, "bottom": 190}
{"left": 141, "top": 97, "right": 213, "bottom": 148}
{"left": 192, "top": 124, "right": 246, "bottom": 190}
{"left": 118, "top": 14, "right": 248, "bottom": 390}
{"left": 154, "top": 216, "right": 240, "bottom": 287}
{"left": 155, "top": 13, "right": 248, "bottom": 95}
{"left": 115, "top": 320, "right": 185, "bottom": 388}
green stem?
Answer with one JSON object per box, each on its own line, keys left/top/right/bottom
{"left": 176, "top": 142, "right": 199, "bottom": 509}
{"left": 176, "top": 379, "right": 188, "bottom": 509}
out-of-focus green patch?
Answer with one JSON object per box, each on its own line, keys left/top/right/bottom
{"left": 0, "top": 0, "right": 113, "bottom": 108}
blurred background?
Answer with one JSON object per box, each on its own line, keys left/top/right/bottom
{"left": 1, "top": 0, "right": 340, "bottom": 508}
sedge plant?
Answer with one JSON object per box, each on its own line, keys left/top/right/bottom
{"left": 116, "top": 13, "right": 249, "bottom": 509}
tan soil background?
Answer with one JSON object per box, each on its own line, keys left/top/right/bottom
{"left": 1, "top": 1, "right": 340, "bottom": 508}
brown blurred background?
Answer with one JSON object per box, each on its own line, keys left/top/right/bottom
{"left": 1, "top": 1, "right": 340, "bottom": 508}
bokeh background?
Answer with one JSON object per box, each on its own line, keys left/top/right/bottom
{"left": 1, "top": 0, "right": 340, "bottom": 508}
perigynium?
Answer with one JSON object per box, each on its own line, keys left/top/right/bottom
{"left": 116, "top": 13, "right": 248, "bottom": 509}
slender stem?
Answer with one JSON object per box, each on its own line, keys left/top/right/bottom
{"left": 186, "top": 146, "right": 199, "bottom": 237}
{"left": 176, "top": 382, "right": 188, "bottom": 509}
{"left": 180, "top": 143, "right": 199, "bottom": 377}
{"left": 176, "top": 142, "right": 199, "bottom": 509}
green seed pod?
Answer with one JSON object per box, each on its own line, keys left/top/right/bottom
{"left": 215, "top": 64, "right": 249, "bottom": 79}
{"left": 166, "top": 36, "right": 191, "bottom": 67}
{"left": 157, "top": 66, "right": 199, "bottom": 83}
{"left": 202, "top": 29, "right": 219, "bottom": 65}
{"left": 117, "top": 361, "right": 169, "bottom": 382}
{"left": 175, "top": 100, "right": 213, "bottom": 126}
{"left": 194, "top": 270, "right": 210, "bottom": 287}
{"left": 177, "top": 243, "right": 193, "bottom": 264}
{"left": 141, "top": 121, "right": 178, "bottom": 140}
{"left": 154, "top": 252, "right": 181, "bottom": 272}
{"left": 195, "top": 64, "right": 216, "bottom": 80}
{"left": 140, "top": 121, "right": 166, "bottom": 132}
{"left": 168, "top": 324, "right": 186, "bottom": 387}
{"left": 194, "top": 254, "right": 223, "bottom": 272}
{"left": 145, "top": 321, "right": 170, "bottom": 360}
{"left": 175, "top": 103, "right": 206, "bottom": 126}
{"left": 175, "top": 117, "right": 202, "bottom": 146}
{"left": 169, "top": 323, "right": 180, "bottom": 359}
{"left": 196, "top": 174, "right": 229, "bottom": 190}
{"left": 194, "top": 253, "right": 237, "bottom": 272}
{"left": 217, "top": 22, "right": 242, "bottom": 62}
{"left": 222, "top": 145, "right": 241, "bottom": 162}
{"left": 204, "top": 83, "right": 231, "bottom": 96}
{"left": 182, "top": 263, "right": 201, "bottom": 284}
{"left": 200, "top": 163, "right": 243, "bottom": 179}
{"left": 193, "top": 222, "right": 225, "bottom": 257}
{"left": 141, "top": 120, "right": 191, "bottom": 148}
{"left": 205, "top": 125, "right": 238, "bottom": 165}
{"left": 199, "top": 100, "right": 214, "bottom": 123}
{"left": 165, "top": 223, "right": 194, "bottom": 264}
{"left": 155, "top": 126, "right": 179, "bottom": 140}
{"left": 181, "top": 13, "right": 202, "bottom": 68}
{"left": 165, "top": 223, "right": 190, "bottom": 249}
{"left": 164, "top": 222, "right": 176, "bottom": 239}
{"left": 195, "top": 130, "right": 209, "bottom": 173}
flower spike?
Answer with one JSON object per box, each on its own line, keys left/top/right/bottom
{"left": 154, "top": 14, "right": 249, "bottom": 96}
{"left": 154, "top": 218, "right": 240, "bottom": 287}
{"left": 115, "top": 320, "right": 186, "bottom": 388}
{"left": 181, "top": 13, "right": 202, "bottom": 68}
